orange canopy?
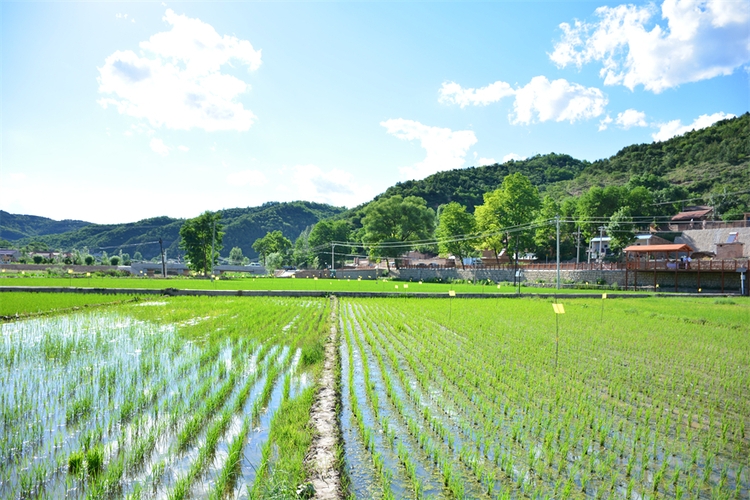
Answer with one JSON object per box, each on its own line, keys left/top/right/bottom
{"left": 623, "top": 244, "right": 693, "bottom": 253}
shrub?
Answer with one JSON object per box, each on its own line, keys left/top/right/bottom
{"left": 84, "top": 255, "right": 94, "bottom": 265}
{"left": 33, "top": 255, "right": 44, "bottom": 264}
{"left": 110, "top": 256, "right": 120, "bottom": 266}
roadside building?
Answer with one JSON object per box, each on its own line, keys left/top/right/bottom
{"left": 669, "top": 206, "right": 713, "bottom": 231}
{"left": 0, "top": 249, "right": 20, "bottom": 263}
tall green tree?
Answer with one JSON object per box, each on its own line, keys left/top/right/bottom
{"left": 252, "top": 230, "right": 292, "bottom": 266}
{"left": 533, "top": 196, "right": 560, "bottom": 261}
{"left": 575, "top": 186, "right": 627, "bottom": 239}
{"left": 607, "top": 207, "right": 636, "bottom": 255}
{"left": 229, "top": 246, "right": 244, "bottom": 265}
{"left": 435, "top": 202, "right": 476, "bottom": 269}
{"left": 292, "top": 226, "right": 313, "bottom": 268}
{"left": 475, "top": 173, "right": 540, "bottom": 264}
{"left": 360, "top": 195, "right": 435, "bottom": 271}
{"left": 179, "top": 211, "right": 223, "bottom": 274}
{"left": 308, "top": 220, "right": 351, "bottom": 269}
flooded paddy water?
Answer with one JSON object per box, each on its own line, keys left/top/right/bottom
{"left": 0, "top": 296, "right": 326, "bottom": 499}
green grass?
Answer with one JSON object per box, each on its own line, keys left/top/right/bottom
{"left": 0, "top": 274, "right": 641, "bottom": 295}
{"left": 0, "top": 292, "right": 139, "bottom": 317}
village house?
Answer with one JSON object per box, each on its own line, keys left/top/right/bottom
{"left": 0, "top": 249, "right": 20, "bottom": 263}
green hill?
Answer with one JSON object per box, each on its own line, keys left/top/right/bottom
{"left": 0, "top": 211, "right": 92, "bottom": 241}
{"left": 9, "top": 202, "right": 345, "bottom": 260}
{"left": 349, "top": 113, "right": 749, "bottom": 222}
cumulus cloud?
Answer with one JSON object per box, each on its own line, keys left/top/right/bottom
{"left": 439, "top": 81, "right": 515, "bottom": 107}
{"left": 616, "top": 109, "right": 648, "bottom": 129}
{"left": 380, "top": 119, "right": 478, "bottom": 179}
{"left": 598, "top": 114, "right": 613, "bottom": 131}
{"left": 477, "top": 157, "right": 497, "bottom": 165}
{"left": 177, "top": 145, "right": 189, "bottom": 152}
{"left": 226, "top": 169, "right": 267, "bottom": 187}
{"left": 442, "top": 76, "right": 607, "bottom": 125}
{"left": 550, "top": 0, "right": 750, "bottom": 93}
{"left": 502, "top": 153, "right": 526, "bottom": 163}
{"left": 98, "top": 9, "right": 261, "bottom": 131}
{"left": 150, "top": 138, "right": 171, "bottom": 156}
{"left": 511, "top": 76, "right": 607, "bottom": 124}
{"left": 652, "top": 111, "right": 734, "bottom": 142}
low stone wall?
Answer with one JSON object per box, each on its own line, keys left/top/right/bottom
{"left": 394, "top": 267, "right": 746, "bottom": 293}
{"left": 0, "top": 264, "right": 119, "bottom": 273}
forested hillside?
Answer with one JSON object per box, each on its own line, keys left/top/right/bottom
{"left": 0, "top": 211, "right": 91, "bottom": 241}
{"left": 8, "top": 202, "right": 345, "bottom": 260}
{"left": 366, "top": 113, "right": 749, "bottom": 218}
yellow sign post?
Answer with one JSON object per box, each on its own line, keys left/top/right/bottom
{"left": 553, "top": 302, "right": 565, "bottom": 368}
{"left": 448, "top": 290, "right": 456, "bottom": 322}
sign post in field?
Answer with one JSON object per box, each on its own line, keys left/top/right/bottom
{"left": 552, "top": 302, "right": 565, "bottom": 369}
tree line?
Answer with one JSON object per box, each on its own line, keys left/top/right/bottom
{"left": 181, "top": 168, "right": 714, "bottom": 274}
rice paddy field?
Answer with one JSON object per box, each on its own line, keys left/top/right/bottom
{"left": 1, "top": 296, "right": 329, "bottom": 499}
{"left": 338, "top": 296, "right": 750, "bottom": 499}
{"left": 1, "top": 292, "right": 748, "bottom": 499}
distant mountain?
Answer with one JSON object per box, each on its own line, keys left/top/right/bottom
{"left": 0, "top": 211, "right": 92, "bottom": 241}
{"left": 8, "top": 202, "right": 346, "bottom": 260}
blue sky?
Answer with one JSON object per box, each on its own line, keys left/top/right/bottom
{"left": 2, "top": 0, "right": 748, "bottom": 224}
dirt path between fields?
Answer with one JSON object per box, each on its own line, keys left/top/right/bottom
{"left": 304, "top": 296, "right": 342, "bottom": 499}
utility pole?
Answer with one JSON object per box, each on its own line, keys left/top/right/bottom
{"left": 210, "top": 217, "right": 216, "bottom": 276}
{"left": 331, "top": 242, "right": 335, "bottom": 277}
{"left": 159, "top": 238, "right": 167, "bottom": 278}
{"left": 514, "top": 234, "right": 519, "bottom": 289}
{"left": 576, "top": 227, "right": 581, "bottom": 265}
{"left": 556, "top": 215, "right": 561, "bottom": 290}
{"left": 598, "top": 225, "right": 605, "bottom": 272}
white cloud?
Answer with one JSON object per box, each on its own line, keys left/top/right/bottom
{"left": 98, "top": 9, "right": 262, "bottom": 131}
{"left": 150, "top": 138, "right": 171, "bottom": 156}
{"left": 476, "top": 157, "right": 496, "bottom": 165}
{"left": 598, "top": 114, "right": 613, "bottom": 131}
{"left": 177, "top": 145, "right": 189, "bottom": 152}
{"left": 652, "top": 111, "right": 734, "bottom": 142}
{"left": 550, "top": 0, "right": 750, "bottom": 93}
{"left": 616, "top": 109, "right": 648, "bottom": 129}
{"left": 441, "top": 76, "right": 607, "bottom": 125}
{"left": 439, "top": 80, "right": 515, "bottom": 107}
{"left": 502, "top": 153, "right": 526, "bottom": 163}
{"left": 226, "top": 169, "right": 267, "bottom": 187}
{"left": 380, "top": 119, "right": 478, "bottom": 179}
{"left": 9, "top": 173, "right": 27, "bottom": 181}
{"left": 280, "top": 165, "right": 371, "bottom": 207}
{"left": 511, "top": 76, "right": 607, "bottom": 124}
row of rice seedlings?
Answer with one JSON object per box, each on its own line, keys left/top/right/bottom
{"left": 348, "top": 303, "right": 493, "bottom": 498}
{"left": 366, "top": 297, "right": 749, "bottom": 498}
{"left": 97, "top": 348, "right": 229, "bottom": 493}
{"left": 339, "top": 312, "right": 395, "bottom": 499}
{"left": 0, "top": 313, "right": 202, "bottom": 499}
{"left": 207, "top": 417, "right": 252, "bottom": 500}
{"left": 439, "top": 299, "right": 749, "bottom": 497}
{"left": 170, "top": 343, "right": 266, "bottom": 500}
{"left": 77, "top": 332, "right": 221, "bottom": 498}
